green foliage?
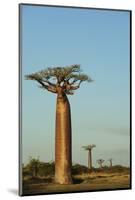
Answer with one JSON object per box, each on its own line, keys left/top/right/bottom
{"left": 110, "top": 165, "right": 130, "bottom": 173}
{"left": 23, "top": 158, "right": 130, "bottom": 178}
{"left": 37, "top": 162, "right": 55, "bottom": 176}
{"left": 25, "top": 64, "right": 93, "bottom": 95}
{"left": 23, "top": 159, "right": 55, "bottom": 178}
{"left": 72, "top": 163, "right": 89, "bottom": 175}
{"left": 23, "top": 159, "right": 90, "bottom": 178}
{"left": 94, "top": 165, "right": 130, "bottom": 173}
{"left": 25, "top": 64, "right": 91, "bottom": 82}
{"left": 26, "top": 158, "right": 40, "bottom": 177}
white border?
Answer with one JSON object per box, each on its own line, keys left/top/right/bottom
{"left": 0, "top": 0, "right": 134, "bottom": 199}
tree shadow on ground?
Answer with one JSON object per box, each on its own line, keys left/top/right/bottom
{"left": 72, "top": 178, "right": 84, "bottom": 184}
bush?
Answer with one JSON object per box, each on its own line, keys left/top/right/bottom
{"left": 23, "top": 158, "right": 130, "bottom": 178}
{"left": 72, "top": 164, "right": 89, "bottom": 175}
{"left": 23, "top": 159, "right": 55, "bottom": 178}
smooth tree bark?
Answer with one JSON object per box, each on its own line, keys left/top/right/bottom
{"left": 55, "top": 91, "right": 72, "bottom": 183}
{"left": 25, "top": 64, "right": 92, "bottom": 184}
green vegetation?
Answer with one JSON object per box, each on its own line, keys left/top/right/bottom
{"left": 23, "top": 157, "right": 130, "bottom": 179}
{"left": 23, "top": 159, "right": 55, "bottom": 178}
{"left": 22, "top": 157, "right": 130, "bottom": 195}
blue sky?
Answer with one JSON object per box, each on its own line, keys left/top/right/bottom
{"left": 21, "top": 5, "right": 130, "bottom": 167}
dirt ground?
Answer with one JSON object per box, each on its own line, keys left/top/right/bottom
{"left": 22, "top": 172, "right": 130, "bottom": 195}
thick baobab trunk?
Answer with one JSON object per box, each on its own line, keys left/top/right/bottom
{"left": 88, "top": 150, "right": 92, "bottom": 170}
{"left": 55, "top": 92, "right": 72, "bottom": 184}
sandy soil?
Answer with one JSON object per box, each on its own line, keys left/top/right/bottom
{"left": 22, "top": 172, "right": 130, "bottom": 195}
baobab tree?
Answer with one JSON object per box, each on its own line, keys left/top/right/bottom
{"left": 25, "top": 64, "right": 92, "bottom": 184}
{"left": 108, "top": 158, "right": 113, "bottom": 168}
{"left": 97, "top": 159, "right": 105, "bottom": 169}
{"left": 82, "top": 144, "right": 96, "bottom": 171}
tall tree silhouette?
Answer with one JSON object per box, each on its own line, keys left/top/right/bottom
{"left": 108, "top": 158, "right": 113, "bottom": 168}
{"left": 25, "top": 64, "right": 92, "bottom": 184}
{"left": 97, "top": 159, "right": 105, "bottom": 168}
{"left": 82, "top": 144, "right": 96, "bottom": 171}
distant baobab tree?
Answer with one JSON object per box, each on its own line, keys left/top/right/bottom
{"left": 108, "top": 158, "right": 113, "bottom": 168}
{"left": 25, "top": 64, "right": 92, "bottom": 184}
{"left": 97, "top": 159, "right": 105, "bottom": 168}
{"left": 82, "top": 144, "right": 96, "bottom": 171}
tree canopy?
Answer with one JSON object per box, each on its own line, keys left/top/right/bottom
{"left": 82, "top": 144, "right": 96, "bottom": 151}
{"left": 97, "top": 159, "right": 105, "bottom": 165}
{"left": 25, "top": 64, "right": 93, "bottom": 95}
